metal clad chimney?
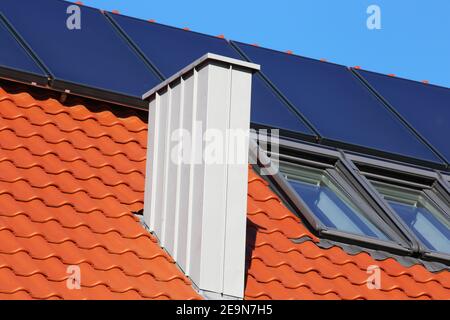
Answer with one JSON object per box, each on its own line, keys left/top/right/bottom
{"left": 143, "top": 53, "right": 260, "bottom": 299}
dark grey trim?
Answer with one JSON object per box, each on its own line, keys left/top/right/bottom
{"left": 317, "top": 238, "right": 450, "bottom": 272}
{"left": 0, "top": 66, "right": 48, "bottom": 87}
{"left": 360, "top": 172, "right": 431, "bottom": 190}
{"left": 439, "top": 174, "right": 450, "bottom": 189}
{"left": 51, "top": 79, "right": 148, "bottom": 110}
{"left": 348, "top": 152, "right": 440, "bottom": 178}
{"left": 290, "top": 235, "right": 315, "bottom": 245}
{"left": 436, "top": 172, "right": 450, "bottom": 206}
{"left": 423, "top": 188, "right": 450, "bottom": 219}
{"left": 319, "top": 229, "right": 411, "bottom": 255}
{"left": 274, "top": 152, "right": 335, "bottom": 170}
{"left": 259, "top": 133, "right": 444, "bottom": 178}
{"left": 424, "top": 252, "right": 450, "bottom": 266}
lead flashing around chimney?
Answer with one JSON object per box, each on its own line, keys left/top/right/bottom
{"left": 143, "top": 54, "right": 259, "bottom": 298}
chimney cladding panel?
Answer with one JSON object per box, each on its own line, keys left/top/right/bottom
{"left": 144, "top": 54, "right": 259, "bottom": 299}
{"left": 175, "top": 71, "right": 197, "bottom": 273}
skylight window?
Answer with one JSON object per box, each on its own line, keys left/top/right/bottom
{"left": 371, "top": 181, "right": 450, "bottom": 255}
{"left": 261, "top": 139, "right": 450, "bottom": 263}
{"left": 280, "top": 162, "right": 396, "bottom": 242}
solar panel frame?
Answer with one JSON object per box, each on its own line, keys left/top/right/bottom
{"left": 231, "top": 40, "right": 446, "bottom": 169}
{"left": 103, "top": 12, "right": 165, "bottom": 81}
{"left": 107, "top": 12, "right": 243, "bottom": 79}
{"left": 0, "top": 14, "right": 49, "bottom": 86}
{"left": 231, "top": 41, "right": 320, "bottom": 138}
{"left": 109, "top": 13, "right": 318, "bottom": 138}
{"left": 0, "top": 0, "right": 162, "bottom": 108}
{"left": 249, "top": 73, "right": 318, "bottom": 141}
{"left": 354, "top": 68, "right": 450, "bottom": 167}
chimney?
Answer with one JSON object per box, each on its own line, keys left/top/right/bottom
{"left": 142, "top": 53, "right": 260, "bottom": 299}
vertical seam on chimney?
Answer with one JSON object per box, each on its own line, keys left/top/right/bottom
{"left": 185, "top": 68, "right": 199, "bottom": 276}
{"left": 173, "top": 77, "right": 185, "bottom": 260}
{"left": 149, "top": 92, "right": 161, "bottom": 231}
{"left": 220, "top": 64, "right": 234, "bottom": 294}
{"left": 160, "top": 85, "right": 173, "bottom": 246}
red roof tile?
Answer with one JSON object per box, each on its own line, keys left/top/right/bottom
{"left": 245, "top": 168, "right": 450, "bottom": 300}
{"left": 0, "top": 82, "right": 449, "bottom": 300}
{"left": 0, "top": 84, "right": 200, "bottom": 300}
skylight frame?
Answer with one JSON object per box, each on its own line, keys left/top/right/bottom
{"left": 362, "top": 171, "right": 450, "bottom": 263}
{"left": 252, "top": 135, "right": 450, "bottom": 264}
{"left": 436, "top": 173, "right": 450, "bottom": 206}
{"left": 253, "top": 142, "right": 415, "bottom": 255}
{"left": 278, "top": 159, "right": 408, "bottom": 245}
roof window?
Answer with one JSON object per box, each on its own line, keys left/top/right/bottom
{"left": 281, "top": 162, "right": 393, "bottom": 241}
{"left": 370, "top": 180, "right": 450, "bottom": 255}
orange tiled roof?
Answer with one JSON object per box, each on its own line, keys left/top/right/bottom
{"left": 0, "top": 83, "right": 200, "bottom": 300}
{"left": 246, "top": 169, "right": 450, "bottom": 300}
{"left": 0, "top": 82, "right": 449, "bottom": 300}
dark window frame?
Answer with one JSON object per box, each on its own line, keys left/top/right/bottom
{"left": 253, "top": 141, "right": 413, "bottom": 255}
{"left": 360, "top": 168, "right": 450, "bottom": 264}
{"left": 251, "top": 136, "right": 450, "bottom": 265}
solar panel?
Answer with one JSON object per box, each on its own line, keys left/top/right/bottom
{"left": 109, "top": 14, "right": 315, "bottom": 137}
{"left": 108, "top": 13, "right": 242, "bottom": 78}
{"left": 0, "top": 16, "right": 48, "bottom": 85}
{"left": 232, "top": 41, "right": 444, "bottom": 166}
{"left": 0, "top": 0, "right": 161, "bottom": 107}
{"left": 356, "top": 70, "right": 450, "bottom": 165}
{"left": 250, "top": 74, "right": 315, "bottom": 138}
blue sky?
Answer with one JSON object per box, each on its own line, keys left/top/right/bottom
{"left": 85, "top": 0, "right": 450, "bottom": 88}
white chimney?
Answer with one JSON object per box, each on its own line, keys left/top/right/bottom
{"left": 142, "top": 53, "right": 260, "bottom": 299}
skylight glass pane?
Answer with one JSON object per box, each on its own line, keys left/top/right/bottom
{"left": 281, "top": 164, "right": 391, "bottom": 241}
{"left": 372, "top": 181, "right": 450, "bottom": 255}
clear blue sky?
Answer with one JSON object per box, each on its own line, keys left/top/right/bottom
{"left": 84, "top": 0, "right": 450, "bottom": 88}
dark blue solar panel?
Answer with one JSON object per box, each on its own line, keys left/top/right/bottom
{"left": 108, "top": 13, "right": 242, "bottom": 78}
{"left": 356, "top": 70, "right": 450, "bottom": 164}
{"left": 251, "top": 75, "right": 315, "bottom": 136}
{"left": 0, "top": 17, "right": 47, "bottom": 85}
{"left": 0, "top": 0, "right": 160, "bottom": 103}
{"left": 110, "top": 14, "right": 314, "bottom": 136}
{"left": 232, "top": 41, "right": 443, "bottom": 165}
